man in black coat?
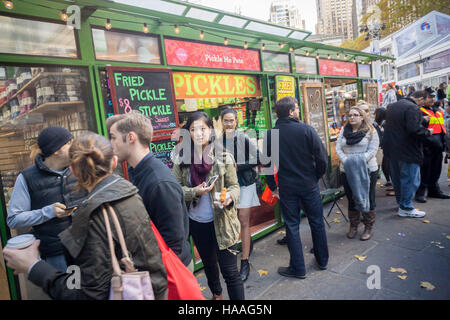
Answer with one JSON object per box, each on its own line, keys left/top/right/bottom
{"left": 107, "top": 112, "right": 193, "bottom": 271}
{"left": 264, "top": 97, "right": 329, "bottom": 279}
{"left": 382, "top": 90, "right": 432, "bottom": 218}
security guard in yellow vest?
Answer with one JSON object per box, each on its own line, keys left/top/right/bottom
{"left": 415, "top": 88, "right": 449, "bottom": 202}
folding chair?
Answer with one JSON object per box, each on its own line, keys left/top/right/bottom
{"left": 320, "top": 176, "right": 347, "bottom": 228}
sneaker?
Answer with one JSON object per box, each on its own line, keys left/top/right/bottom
{"left": 277, "top": 267, "right": 306, "bottom": 279}
{"left": 398, "top": 208, "right": 426, "bottom": 218}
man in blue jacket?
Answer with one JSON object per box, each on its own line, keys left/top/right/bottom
{"left": 106, "top": 112, "right": 193, "bottom": 271}
{"left": 264, "top": 97, "right": 329, "bottom": 278}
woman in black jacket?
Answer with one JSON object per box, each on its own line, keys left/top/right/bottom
{"left": 220, "top": 108, "right": 261, "bottom": 281}
{"left": 3, "top": 133, "right": 168, "bottom": 300}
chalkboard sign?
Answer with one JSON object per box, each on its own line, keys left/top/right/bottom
{"left": 107, "top": 66, "right": 179, "bottom": 134}
{"left": 150, "top": 134, "right": 177, "bottom": 169}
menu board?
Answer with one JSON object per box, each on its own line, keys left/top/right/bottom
{"left": 275, "top": 75, "right": 296, "bottom": 101}
{"left": 150, "top": 134, "right": 177, "bottom": 169}
{"left": 300, "top": 82, "right": 329, "bottom": 151}
{"left": 107, "top": 66, "right": 179, "bottom": 134}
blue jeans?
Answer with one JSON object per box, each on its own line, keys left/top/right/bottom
{"left": 279, "top": 185, "right": 329, "bottom": 275}
{"left": 389, "top": 159, "right": 421, "bottom": 211}
{"left": 45, "top": 254, "right": 68, "bottom": 272}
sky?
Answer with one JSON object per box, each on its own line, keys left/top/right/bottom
{"left": 188, "top": 0, "right": 318, "bottom": 33}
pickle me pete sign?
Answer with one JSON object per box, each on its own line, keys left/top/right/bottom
{"left": 107, "top": 67, "right": 178, "bottom": 133}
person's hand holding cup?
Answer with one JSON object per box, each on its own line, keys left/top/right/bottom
{"left": 3, "top": 234, "right": 40, "bottom": 275}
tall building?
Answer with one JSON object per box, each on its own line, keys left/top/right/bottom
{"left": 316, "top": 0, "right": 358, "bottom": 40}
{"left": 355, "top": 0, "right": 380, "bottom": 34}
{"left": 269, "top": 0, "right": 305, "bottom": 30}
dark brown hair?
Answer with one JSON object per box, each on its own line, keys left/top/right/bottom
{"left": 69, "top": 133, "right": 114, "bottom": 191}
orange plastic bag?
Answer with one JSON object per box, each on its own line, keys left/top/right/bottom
{"left": 261, "top": 170, "right": 279, "bottom": 205}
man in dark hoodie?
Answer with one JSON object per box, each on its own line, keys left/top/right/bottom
{"left": 106, "top": 112, "right": 193, "bottom": 271}
{"left": 264, "top": 97, "right": 329, "bottom": 279}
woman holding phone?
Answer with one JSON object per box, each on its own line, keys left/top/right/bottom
{"left": 173, "top": 111, "right": 244, "bottom": 300}
{"left": 220, "top": 107, "right": 261, "bottom": 281}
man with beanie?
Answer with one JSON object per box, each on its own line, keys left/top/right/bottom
{"left": 7, "top": 126, "right": 83, "bottom": 272}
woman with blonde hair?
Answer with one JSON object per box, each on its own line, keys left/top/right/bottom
{"left": 337, "top": 106, "right": 379, "bottom": 241}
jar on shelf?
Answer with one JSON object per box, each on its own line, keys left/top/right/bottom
{"left": 18, "top": 89, "right": 36, "bottom": 114}
{"left": 10, "top": 99, "right": 20, "bottom": 119}
{"left": 36, "top": 76, "right": 56, "bottom": 105}
{"left": 5, "top": 79, "right": 18, "bottom": 100}
{"left": 16, "top": 67, "right": 33, "bottom": 90}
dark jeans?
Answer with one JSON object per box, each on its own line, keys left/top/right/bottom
{"left": 416, "top": 151, "right": 444, "bottom": 196}
{"left": 341, "top": 170, "right": 378, "bottom": 211}
{"left": 279, "top": 185, "right": 329, "bottom": 275}
{"left": 189, "top": 219, "right": 244, "bottom": 300}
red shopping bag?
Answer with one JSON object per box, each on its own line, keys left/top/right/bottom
{"left": 261, "top": 169, "right": 279, "bottom": 205}
{"left": 150, "top": 220, "right": 205, "bottom": 300}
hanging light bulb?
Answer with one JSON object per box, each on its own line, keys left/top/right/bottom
{"left": 4, "top": 0, "right": 13, "bottom": 9}
{"left": 261, "top": 43, "right": 266, "bottom": 51}
{"left": 143, "top": 23, "right": 149, "bottom": 33}
{"left": 316, "top": 52, "right": 320, "bottom": 59}
{"left": 362, "top": 60, "right": 365, "bottom": 64}
{"left": 289, "top": 46, "right": 294, "bottom": 52}
{"left": 199, "top": 30, "right": 204, "bottom": 39}
{"left": 61, "top": 9, "right": 68, "bottom": 22}
{"left": 244, "top": 41, "right": 248, "bottom": 49}
{"left": 344, "top": 54, "right": 348, "bottom": 59}
{"left": 328, "top": 54, "right": 331, "bottom": 60}
{"left": 306, "top": 51, "right": 310, "bottom": 56}
{"left": 224, "top": 37, "right": 228, "bottom": 45}
{"left": 105, "top": 18, "right": 112, "bottom": 30}
{"left": 279, "top": 43, "right": 284, "bottom": 49}
{"left": 174, "top": 24, "right": 180, "bottom": 34}
{"left": 369, "top": 61, "right": 372, "bottom": 65}
{"left": 353, "top": 58, "right": 356, "bottom": 63}
{"left": 336, "top": 52, "right": 340, "bottom": 59}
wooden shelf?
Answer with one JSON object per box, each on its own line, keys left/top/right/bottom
{"left": 0, "top": 72, "right": 80, "bottom": 109}
{"left": 0, "top": 101, "right": 85, "bottom": 131}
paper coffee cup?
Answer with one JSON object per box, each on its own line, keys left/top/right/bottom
{"left": 6, "top": 234, "right": 36, "bottom": 249}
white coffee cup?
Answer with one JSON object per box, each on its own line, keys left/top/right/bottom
{"left": 6, "top": 234, "right": 36, "bottom": 250}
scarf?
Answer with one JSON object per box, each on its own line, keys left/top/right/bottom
{"left": 190, "top": 147, "right": 213, "bottom": 187}
{"left": 343, "top": 124, "right": 368, "bottom": 145}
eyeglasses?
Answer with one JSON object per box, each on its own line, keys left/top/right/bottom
{"left": 348, "top": 114, "right": 361, "bottom": 118}
{"left": 223, "top": 120, "right": 235, "bottom": 124}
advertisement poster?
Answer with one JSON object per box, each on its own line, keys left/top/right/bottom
{"left": 275, "top": 75, "right": 296, "bottom": 101}
{"left": 172, "top": 72, "right": 261, "bottom": 99}
{"left": 262, "top": 52, "right": 290, "bottom": 73}
{"left": 164, "top": 38, "right": 260, "bottom": 71}
{"left": 319, "top": 59, "right": 357, "bottom": 77}
{"left": 92, "top": 29, "right": 161, "bottom": 64}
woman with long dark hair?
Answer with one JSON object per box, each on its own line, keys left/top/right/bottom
{"left": 173, "top": 111, "right": 244, "bottom": 300}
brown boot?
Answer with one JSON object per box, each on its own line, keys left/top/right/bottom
{"left": 360, "top": 210, "right": 376, "bottom": 241}
{"left": 347, "top": 210, "right": 360, "bottom": 239}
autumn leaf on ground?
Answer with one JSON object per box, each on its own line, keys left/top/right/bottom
{"left": 277, "top": 230, "right": 286, "bottom": 235}
{"left": 423, "top": 220, "right": 430, "bottom": 224}
{"left": 196, "top": 273, "right": 205, "bottom": 278}
{"left": 258, "top": 269, "right": 269, "bottom": 277}
{"left": 437, "top": 245, "right": 445, "bottom": 249}
{"left": 200, "top": 286, "right": 207, "bottom": 291}
{"left": 335, "top": 211, "right": 341, "bottom": 215}
{"left": 397, "top": 275, "right": 407, "bottom": 280}
{"left": 420, "top": 282, "right": 435, "bottom": 291}
{"left": 332, "top": 218, "right": 341, "bottom": 223}
{"left": 446, "top": 236, "right": 450, "bottom": 240}
{"left": 389, "top": 267, "right": 407, "bottom": 274}
{"left": 354, "top": 255, "right": 367, "bottom": 261}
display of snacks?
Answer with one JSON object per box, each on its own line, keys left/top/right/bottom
{"left": 17, "top": 89, "right": 36, "bottom": 114}
{"left": 35, "top": 76, "right": 56, "bottom": 105}
{"left": 16, "top": 67, "right": 33, "bottom": 90}
{"left": 5, "top": 79, "right": 17, "bottom": 100}
{"left": 0, "top": 87, "right": 6, "bottom": 105}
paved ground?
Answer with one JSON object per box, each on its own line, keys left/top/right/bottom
{"left": 195, "top": 162, "right": 450, "bottom": 300}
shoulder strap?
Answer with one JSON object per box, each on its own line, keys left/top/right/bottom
{"left": 102, "top": 204, "right": 137, "bottom": 275}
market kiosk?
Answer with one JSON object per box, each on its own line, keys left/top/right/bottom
{"left": 0, "top": 0, "right": 390, "bottom": 299}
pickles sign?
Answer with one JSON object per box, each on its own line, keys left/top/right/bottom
{"left": 107, "top": 67, "right": 179, "bottom": 133}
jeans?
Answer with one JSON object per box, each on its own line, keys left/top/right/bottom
{"left": 279, "top": 185, "right": 329, "bottom": 275}
{"left": 45, "top": 254, "right": 68, "bottom": 272}
{"left": 189, "top": 219, "right": 244, "bottom": 300}
{"left": 389, "top": 159, "right": 421, "bottom": 211}
{"left": 341, "top": 170, "right": 379, "bottom": 211}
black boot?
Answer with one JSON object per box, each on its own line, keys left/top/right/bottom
{"left": 240, "top": 259, "right": 250, "bottom": 282}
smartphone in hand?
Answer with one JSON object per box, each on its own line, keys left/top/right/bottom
{"left": 205, "top": 175, "right": 219, "bottom": 188}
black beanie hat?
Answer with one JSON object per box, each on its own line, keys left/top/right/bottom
{"left": 38, "top": 126, "right": 73, "bottom": 157}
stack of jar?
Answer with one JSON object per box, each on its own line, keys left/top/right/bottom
{"left": 36, "top": 75, "right": 56, "bottom": 106}
{"left": 17, "top": 89, "right": 36, "bottom": 115}
{"left": 5, "top": 79, "right": 17, "bottom": 100}
{"left": 0, "top": 87, "right": 6, "bottom": 105}
{"left": 54, "top": 75, "right": 82, "bottom": 102}
{"left": 16, "top": 68, "right": 33, "bottom": 90}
